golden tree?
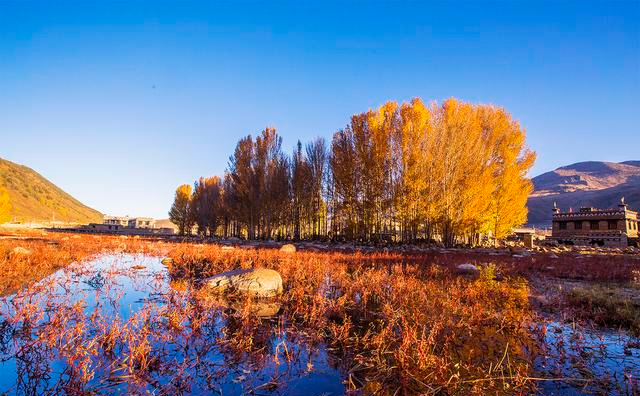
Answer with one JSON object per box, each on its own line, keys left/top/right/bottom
{"left": 396, "top": 98, "right": 430, "bottom": 241}
{"left": 173, "top": 97, "right": 535, "bottom": 246}
{"left": 169, "top": 184, "right": 195, "bottom": 235}
{"left": 479, "top": 106, "right": 536, "bottom": 240}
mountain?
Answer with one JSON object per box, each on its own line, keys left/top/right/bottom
{"left": 0, "top": 157, "right": 102, "bottom": 224}
{"left": 527, "top": 161, "right": 640, "bottom": 227}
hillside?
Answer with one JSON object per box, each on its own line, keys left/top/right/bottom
{"left": 527, "top": 161, "right": 640, "bottom": 227}
{"left": 0, "top": 158, "right": 102, "bottom": 224}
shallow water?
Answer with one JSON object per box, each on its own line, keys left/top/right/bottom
{"left": 0, "top": 253, "right": 638, "bottom": 395}
{"left": 0, "top": 254, "right": 344, "bottom": 395}
{"left": 535, "top": 321, "right": 639, "bottom": 396}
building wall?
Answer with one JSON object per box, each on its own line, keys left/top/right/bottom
{"left": 551, "top": 207, "right": 638, "bottom": 247}
{"left": 128, "top": 218, "right": 155, "bottom": 229}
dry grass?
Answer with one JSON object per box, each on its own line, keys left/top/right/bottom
{"left": 0, "top": 229, "right": 162, "bottom": 295}
{"left": 0, "top": 229, "right": 638, "bottom": 394}
{"left": 566, "top": 285, "right": 640, "bottom": 334}
{"left": 164, "top": 245, "right": 539, "bottom": 394}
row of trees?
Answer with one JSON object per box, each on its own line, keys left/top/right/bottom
{"left": 169, "top": 97, "right": 535, "bottom": 246}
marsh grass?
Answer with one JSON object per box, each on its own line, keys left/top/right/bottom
{"left": 0, "top": 230, "right": 638, "bottom": 395}
{"left": 566, "top": 284, "right": 640, "bottom": 334}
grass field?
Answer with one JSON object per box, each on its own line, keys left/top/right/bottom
{"left": 0, "top": 229, "right": 638, "bottom": 395}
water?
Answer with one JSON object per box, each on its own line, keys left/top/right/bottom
{"left": 535, "top": 321, "right": 639, "bottom": 395}
{"left": 0, "top": 253, "right": 638, "bottom": 395}
{"left": 0, "top": 254, "right": 344, "bottom": 395}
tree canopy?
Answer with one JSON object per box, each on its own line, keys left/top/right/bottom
{"left": 169, "top": 97, "right": 535, "bottom": 245}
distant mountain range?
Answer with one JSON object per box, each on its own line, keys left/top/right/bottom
{"left": 0, "top": 157, "right": 102, "bottom": 224}
{"left": 527, "top": 161, "right": 640, "bottom": 227}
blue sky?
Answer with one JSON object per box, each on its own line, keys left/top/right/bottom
{"left": 1, "top": 1, "right": 638, "bottom": 218}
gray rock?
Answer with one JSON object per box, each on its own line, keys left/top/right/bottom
{"left": 204, "top": 268, "right": 283, "bottom": 297}
{"left": 227, "top": 299, "right": 281, "bottom": 317}
{"left": 456, "top": 263, "right": 480, "bottom": 274}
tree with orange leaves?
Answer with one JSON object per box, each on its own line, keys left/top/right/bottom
{"left": 172, "top": 97, "right": 535, "bottom": 246}
{"left": 169, "top": 184, "right": 195, "bottom": 235}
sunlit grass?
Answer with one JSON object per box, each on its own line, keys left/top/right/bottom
{"left": 0, "top": 229, "right": 638, "bottom": 394}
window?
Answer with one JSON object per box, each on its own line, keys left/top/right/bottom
{"left": 574, "top": 221, "right": 582, "bottom": 230}
{"left": 608, "top": 220, "right": 617, "bottom": 230}
{"left": 590, "top": 221, "right": 599, "bottom": 230}
{"left": 559, "top": 221, "right": 567, "bottom": 230}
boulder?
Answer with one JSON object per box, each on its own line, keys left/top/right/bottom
{"left": 11, "top": 246, "right": 32, "bottom": 256}
{"left": 455, "top": 263, "right": 480, "bottom": 275}
{"left": 204, "top": 268, "right": 283, "bottom": 297}
{"left": 280, "top": 244, "right": 296, "bottom": 253}
{"left": 228, "top": 299, "right": 281, "bottom": 317}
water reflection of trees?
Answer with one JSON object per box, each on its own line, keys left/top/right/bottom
{"left": 3, "top": 254, "right": 637, "bottom": 395}
{"left": 0, "top": 263, "right": 341, "bottom": 395}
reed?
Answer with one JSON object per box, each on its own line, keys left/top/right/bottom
{"left": 0, "top": 229, "right": 638, "bottom": 395}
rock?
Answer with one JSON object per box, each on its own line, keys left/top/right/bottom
{"left": 228, "top": 299, "right": 281, "bottom": 317}
{"left": 11, "top": 246, "right": 32, "bottom": 256}
{"left": 221, "top": 245, "right": 235, "bottom": 251}
{"left": 204, "top": 268, "right": 283, "bottom": 297}
{"left": 279, "top": 244, "right": 296, "bottom": 253}
{"left": 456, "top": 263, "right": 480, "bottom": 275}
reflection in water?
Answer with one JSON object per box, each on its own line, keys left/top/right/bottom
{"left": 0, "top": 254, "right": 343, "bottom": 395}
{"left": 535, "top": 321, "right": 639, "bottom": 396}
{"left": 0, "top": 253, "right": 638, "bottom": 395}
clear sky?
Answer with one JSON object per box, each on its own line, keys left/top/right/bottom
{"left": 1, "top": 1, "right": 638, "bottom": 219}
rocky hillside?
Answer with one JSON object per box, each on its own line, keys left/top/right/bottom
{"left": 527, "top": 161, "right": 640, "bottom": 227}
{"left": 0, "top": 157, "right": 102, "bottom": 224}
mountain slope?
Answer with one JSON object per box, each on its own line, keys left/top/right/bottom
{"left": 527, "top": 161, "right": 640, "bottom": 227}
{"left": 0, "top": 157, "right": 102, "bottom": 224}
